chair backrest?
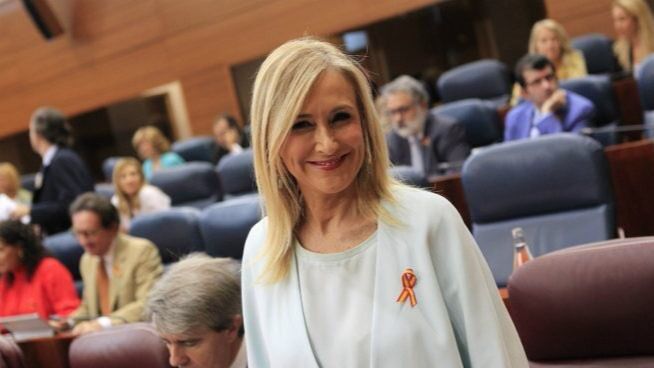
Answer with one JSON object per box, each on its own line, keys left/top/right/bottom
{"left": 432, "top": 98, "right": 502, "bottom": 148}
{"left": 571, "top": 33, "right": 617, "bottom": 75}
{"left": 508, "top": 237, "right": 654, "bottom": 363}
{"left": 101, "top": 156, "right": 122, "bottom": 182}
{"left": 389, "top": 166, "right": 429, "bottom": 188}
{"left": 560, "top": 74, "right": 618, "bottom": 127}
{"left": 216, "top": 149, "right": 257, "bottom": 198}
{"left": 150, "top": 162, "right": 222, "bottom": 209}
{"left": 43, "top": 231, "right": 84, "bottom": 292}
{"left": 94, "top": 183, "right": 115, "bottom": 199}
{"left": 69, "top": 323, "right": 172, "bottom": 368}
{"left": 199, "top": 195, "right": 261, "bottom": 259}
{"left": 636, "top": 53, "right": 654, "bottom": 111}
{"left": 129, "top": 207, "right": 204, "bottom": 264}
{"left": 0, "top": 335, "right": 26, "bottom": 368}
{"left": 461, "top": 134, "right": 615, "bottom": 286}
{"left": 171, "top": 136, "right": 217, "bottom": 163}
{"left": 437, "top": 59, "right": 511, "bottom": 106}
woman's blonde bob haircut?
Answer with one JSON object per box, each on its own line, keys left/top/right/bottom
{"left": 528, "top": 19, "right": 573, "bottom": 59}
{"left": 0, "top": 163, "right": 21, "bottom": 199}
{"left": 112, "top": 157, "right": 145, "bottom": 218}
{"left": 131, "top": 126, "right": 171, "bottom": 156}
{"left": 250, "top": 37, "right": 397, "bottom": 282}
{"left": 613, "top": 0, "right": 654, "bottom": 71}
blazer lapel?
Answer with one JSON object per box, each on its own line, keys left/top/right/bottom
{"left": 86, "top": 257, "right": 99, "bottom": 317}
{"left": 108, "top": 235, "right": 126, "bottom": 311}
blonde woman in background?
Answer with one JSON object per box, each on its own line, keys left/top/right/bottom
{"left": 131, "top": 126, "right": 185, "bottom": 180}
{"left": 612, "top": 0, "right": 654, "bottom": 74}
{"left": 241, "top": 37, "right": 527, "bottom": 367}
{"left": 111, "top": 157, "right": 170, "bottom": 231}
{"left": 0, "top": 163, "right": 31, "bottom": 205}
{"left": 511, "top": 19, "right": 588, "bottom": 105}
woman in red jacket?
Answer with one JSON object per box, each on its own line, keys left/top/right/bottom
{"left": 0, "top": 220, "right": 79, "bottom": 320}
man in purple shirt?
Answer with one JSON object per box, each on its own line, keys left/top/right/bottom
{"left": 504, "top": 54, "right": 595, "bottom": 141}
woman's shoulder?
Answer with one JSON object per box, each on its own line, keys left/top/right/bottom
{"left": 35, "top": 257, "right": 71, "bottom": 277}
{"left": 161, "top": 152, "right": 185, "bottom": 165}
{"left": 242, "top": 217, "right": 268, "bottom": 261}
{"left": 390, "top": 185, "right": 454, "bottom": 215}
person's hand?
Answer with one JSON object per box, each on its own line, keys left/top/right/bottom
{"left": 48, "top": 318, "right": 71, "bottom": 333}
{"left": 71, "top": 320, "right": 103, "bottom": 335}
{"left": 10, "top": 204, "right": 29, "bottom": 220}
{"left": 542, "top": 89, "right": 567, "bottom": 114}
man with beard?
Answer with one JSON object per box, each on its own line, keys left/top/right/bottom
{"left": 380, "top": 75, "right": 470, "bottom": 177}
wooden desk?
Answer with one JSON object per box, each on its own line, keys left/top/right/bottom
{"left": 18, "top": 332, "right": 75, "bottom": 368}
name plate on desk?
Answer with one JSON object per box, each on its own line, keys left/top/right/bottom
{"left": 0, "top": 313, "right": 54, "bottom": 342}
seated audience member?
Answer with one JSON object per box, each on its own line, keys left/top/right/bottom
{"left": 11, "top": 107, "right": 94, "bottom": 236}
{"left": 212, "top": 113, "right": 250, "bottom": 165}
{"left": 146, "top": 253, "right": 245, "bottom": 368}
{"left": 379, "top": 75, "right": 470, "bottom": 177}
{"left": 132, "top": 126, "right": 185, "bottom": 180}
{"left": 0, "top": 163, "right": 31, "bottom": 205}
{"left": 505, "top": 54, "right": 595, "bottom": 141}
{"left": 111, "top": 157, "right": 170, "bottom": 231}
{"left": 612, "top": 0, "right": 654, "bottom": 74}
{"left": 511, "top": 19, "right": 588, "bottom": 105}
{"left": 67, "top": 193, "right": 163, "bottom": 335}
{"left": 0, "top": 220, "right": 79, "bottom": 320}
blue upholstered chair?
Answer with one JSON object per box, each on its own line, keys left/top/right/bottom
{"left": 94, "top": 183, "right": 114, "bottom": 199}
{"left": 129, "top": 207, "right": 204, "bottom": 265}
{"left": 570, "top": 33, "right": 617, "bottom": 75}
{"left": 432, "top": 98, "right": 502, "bottom": 148}
{"left": 389, "top": 166, "right": 429, "bottom": 188}
{"left": 437, "top": 59, "right": 511, "bottom": 107}
{"left": 560, "top": 75, "right": 619, "bottom": 145}
{"left": 199, "top": 194, "right": 261, "bottom": 259}
{"left": 171, "top": 136, "right": 217, "bottom": 163}
{"left": 216, "top": 149, "right": 257, "bottom": 199}
{"left": 69, "top": 323, "right": 172, "bottom": 368}
{"left": 150, "top": 162, "right": 222, "bottom": 209}
{"left": 636, "top": 54, "right": 654, "bottom": 128}
{"left": 43, "top": 231, "right": 84, "bottom": 295}
{"left": 461, "top": 134, "right": 615, "bottom": 286}
{"left": 101, "top": 156, "right": 122, "bottom": 182}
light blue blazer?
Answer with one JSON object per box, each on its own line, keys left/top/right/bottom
{"left": 242, "top": 186, "right": 528, "bottom": 367}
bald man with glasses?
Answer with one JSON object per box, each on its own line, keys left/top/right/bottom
{"left": 380, "top": 75, "right": 470, "bottom": 178}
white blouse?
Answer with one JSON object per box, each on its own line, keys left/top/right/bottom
{"left": 111, "top": 184, "right": 171, "bottom": 230}
{"left": 296, "top": 232, "right": 377, "bottom": 368}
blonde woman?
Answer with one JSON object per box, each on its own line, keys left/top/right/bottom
{"left": 612, "top": 0, "right": 654, "bottom": 73}
{"left": 111, "top": 157, "right": 170, "bottom": 231}
{"left": 511, "top": 19, "right": 587, "bottom": 105}
{"left": 241, "top": 37, "right": 528, "bottom": 367}
{"left": 0, "top": 163, "right": 31, "bottom": 205}
{"left": 131, "top": 126, "right": 185, "bottom": 180}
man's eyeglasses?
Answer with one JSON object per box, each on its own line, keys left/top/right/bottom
{"left": 385, "top": 103, "right": 416, "bottom": 117}
{"left": 525, "top": 72, "right": 556, "bottom": 88}
{"left": 72, "top": 228, "right": 102, "bottom": 238}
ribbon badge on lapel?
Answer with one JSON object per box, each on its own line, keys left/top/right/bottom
{"left": 396, "top": 268, "right": 417, "bottom": 307}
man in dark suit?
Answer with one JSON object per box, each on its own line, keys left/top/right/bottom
{"left": 11, "top": 107, "right": 94, "bottom": 235}
{"left": 380, "top": 76, "right": 470, "bottom": 177}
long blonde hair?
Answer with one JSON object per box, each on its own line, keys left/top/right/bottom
{"left": 528, "top": 19, "right": 574, "bottom": 61}
{"left": 250, "top": 37, "right": 397, "bottom": 283}
{"left": 112, "top": 157, "right": 145, "bottom": 218}
{"left": 613, "top": 0, "right": 654, "bottom": 70}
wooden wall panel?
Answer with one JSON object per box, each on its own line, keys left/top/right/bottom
{"left": 545, "top": 0, "right": 614, "bottom": 37}
{"left": 0, "top": 0, "right": 437, "bottom": 140}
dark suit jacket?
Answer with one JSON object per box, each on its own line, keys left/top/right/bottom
{"left": 31, "top": 147, "right": 94, "bottom": 235}
{"left": 386, "top": 113, "right": 471, "bottom": 176}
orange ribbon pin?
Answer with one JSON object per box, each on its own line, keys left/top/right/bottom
{"left": 396, "top": 268, "right": 417, "bottom": 307}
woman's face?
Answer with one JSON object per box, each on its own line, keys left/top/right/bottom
{"left": 613, "top": 5, "right": 638, "bottom": 39}
{"left": 280, "top": 70, "right": 365, "bottom": 200}
{"left": 137, "top": 140, "right": 156, "bottom": 160}
{"left": 535, "top": 27, "right": 562, "bottom": 63}
{"left": 0, "top": 241, "right": 22, "bottom": 274}
{"left": 118, "top": 164, "right": 143, "bottom": 197}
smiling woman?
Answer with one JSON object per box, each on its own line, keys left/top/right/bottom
{"left": 242, "top": 37, "right": 529, "bottom": 367}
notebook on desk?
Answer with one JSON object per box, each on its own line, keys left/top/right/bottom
{"left": 0, "top": 313, "right": 54, "bottom": 342}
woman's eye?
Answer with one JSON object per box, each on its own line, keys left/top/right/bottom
{"left": 331, "top": 111, "right": 352, "bottom": 124}
{"left": 292, "top": 120, "right": 312, "bottom": 131}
